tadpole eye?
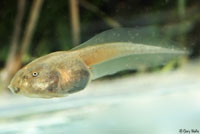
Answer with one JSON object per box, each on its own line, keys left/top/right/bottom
{"left": 32, "top": 72, "right": 39, "bottom": 77}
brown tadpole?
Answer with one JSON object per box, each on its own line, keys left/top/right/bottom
{"left": 8, "top": 28, "right": 188, "bottom": 98}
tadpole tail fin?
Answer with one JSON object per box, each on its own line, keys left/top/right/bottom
{"left": 75, "top": 42, "right": 188, "bottom": 80}
{"left": 77, "top": 42, "right": 187, "bottom": 67}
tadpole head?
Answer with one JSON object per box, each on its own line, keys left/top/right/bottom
{"left": 8, "top": 52, "right": 91, "bottom": 98}
{"left": 8, "top": 61, "right": 64, "bottom": 98}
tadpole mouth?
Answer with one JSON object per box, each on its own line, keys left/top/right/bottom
{"left": 8, "top": 85, "right": 20, "bottom": 94}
